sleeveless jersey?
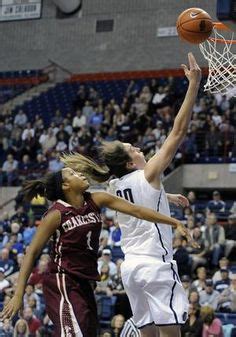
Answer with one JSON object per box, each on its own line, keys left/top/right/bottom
{"left": 45, "top": 192, "right": 102, "bottom": 281}
{"left": 109, "top": 170, "right": 173, "bottom": 261}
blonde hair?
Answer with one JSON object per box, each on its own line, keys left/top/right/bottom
{"left": 60, "top": 152, "right": 110, "bottom": 182}
{"left": 200, "top": 306, "right": 215, "bottom": 324}
{"left": 111, "top": 314, "right": 125, "bottom": 329}
{"left": 13, "top": 319, "right": 29, "bottom": 337}
{"left": 61, "top": 140, "right": 132, "bottom": 180}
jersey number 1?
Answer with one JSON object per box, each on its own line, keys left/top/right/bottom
{"left": 86, "top": 231, "right": 93, "bottom": 250}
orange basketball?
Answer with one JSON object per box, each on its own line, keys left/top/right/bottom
{"left": 176, "top": 8, "right": 213, "bottom": 44}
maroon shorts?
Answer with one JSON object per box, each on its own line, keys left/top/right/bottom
{"left": 43, "top": 272, "right": 98, "bottom": 337}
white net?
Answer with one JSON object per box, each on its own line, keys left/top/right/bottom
{"left": 199, "top": 25, "right": 236, "bottom": 97}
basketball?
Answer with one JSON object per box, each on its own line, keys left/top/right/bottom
{"left": 176, "top": 8, "right": 213, "bottom": 44}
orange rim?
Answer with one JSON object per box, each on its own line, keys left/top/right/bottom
{"left": 213, "top": 22, "right": 231, "bottom": 30}
{"left": 206, "top": 21, "right": 236, "bottom": 44}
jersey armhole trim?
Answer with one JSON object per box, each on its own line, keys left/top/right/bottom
{"left": 141, "top": 170, "right": 162, "bottom": 192}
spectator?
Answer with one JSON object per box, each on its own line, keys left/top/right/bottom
{"left": 181, "top": 303, "right": 203, "bottom": 337}
{"left": 41, "top": 128, "right": 57, "bottom": 154}
{"left": 108, "top": 222, "right": 122, "bottom": 248}
{"left": 72, "top": 109, "right": 86, "bottom": 130}
{"left": 56, "top": 124, "right": 70, "bottom": 144}
{"left": 38, "top": 130, "right": 47, "bottom": 147}
{"left": 200, "top": 306, "right": 223, "bottom": 337}
{"left": 98, "top": 249, "right": 117, "bottom": 277}
{"left": 51, "top": 109, "right": 63, "bottom": 126}
{"left": 63, "top": 118, "right": 73, "bottom": 136}
{"left": 224, "top": 213, "right": 236, "bottom": 257}
{"left": 205, "top": 125, "right": 222, "bottom": 157}
{"left": 0, "top": 154, "right": 18, "bottom": 186}
{"left": 13, "top": 318, "right": 30, "bottom": 337}
{"left": 0, "top": 248, "right": 14, "bottom": 276}
{"left": 48, "top": 152, "right": 64, "bottom": 172}
{"left": 14, "top": 110, "right": 28, "bottom": 127}
{"left": 21, "top": 123, "right": 35, "bottom": 141}
{"left": 199, "top": 279, "right": 220, "bottom": 310}
{"left": 186, "top": 227, "right": 207, "bottom": 272}
{"left": 28, "top": 259, "right": 48, "bottom": 292}
{"left": 0, "top": 319, "right": 13, "bottom": 337}
{"left": 181, "top": 275, "right": 192, "bottom": 298}
{"left": 214, "top": 269, "right": 231, "bottom": 293}
{"left": 99, "top": 223, "right": 110, "bottom": 251}
{"left": 0, "top": 318, "right": 13, "bottom": 337}
{"left": 111, "top": 314, "right": 125, "bottom": 337}
{"left": 82, "top": 100, "right": 93, "bottom": 122}
{"left": 68, "top": 131, "right": 80, "bottom": 152}
{"left": 204, "top": 213, "right": 225, "bottom": 267}
{"left": 8, "top": 233, "right": 24, "bottom": 258}
{"left": 18, "top": 154, "right": 33, "bottom": 181}
{"left": 21, "top": 132, "right": 39, "bottom": 160}
{"left": 0, "top": 267, "right": 10, "bottom": 301}
{"left": 212, "top": 257, "right": 233, "bottom": 284}
{"left": 23, "top": 284, "right": 41, "bottom": 312}
{"left": 32, "top": 154, "right": 48, "bottom": 179}
{"left": 95, "top": 263, "right": 111, "bottom": 296}
{"left": 23, "top": 307, "right": 41, "bottom": 337}
{"left": 7, "top": 253, "right": 24, "bottom": 284}
{"left": 207, "top": 191, "right": 226, "bottom": 214}
{"left": 22, "top": 218, "right": 36, "bottom": 246}
{"left": 187, "top": 191, "right": 197, "bottom": 212}
{"left": 218, "top": 274, "right": 236, "bottom": 312}
{"left": 192, "top": 267, "right": 207, "bottom": 293}
{"left": 11, "top": 205, "right": 28, "bottom": 227}
{"left": 173, "top": 236, "right": 190, "bottom": 277}
{"left": 89, "top": 107, "right": 103, "bottom": 130}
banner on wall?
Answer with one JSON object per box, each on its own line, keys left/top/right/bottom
{"left": 0, "top": 0, "right": 42, "bottom": 21}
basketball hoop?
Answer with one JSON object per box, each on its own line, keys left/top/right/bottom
{"left": 199, "top": 22, "right": 236, "bottom": 97}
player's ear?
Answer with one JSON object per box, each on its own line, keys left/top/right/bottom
{"left": 126, "top": 161, "right": 136, "bottom": 170}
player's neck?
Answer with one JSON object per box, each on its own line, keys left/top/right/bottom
{"left": 64, "top": 192, "right": 84, "bottom": 209}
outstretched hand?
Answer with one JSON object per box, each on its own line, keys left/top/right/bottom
{"left": 181, "top": 52, "right": 202, "bottom": 85}
{"left": 168, "top": 194, "right": 189, "bottom": 208}
{"left": 0, "top": 295, "right": 22, "bottom": 321}
{"left": 175, "top": 221, "right": 200, "bottom": 249}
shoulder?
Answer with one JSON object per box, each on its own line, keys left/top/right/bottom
{"left": 84, "top": 192, "right": 101, "bottom": 212}
{"left": 213, "top": 318, "right": 222, "bottom": 326}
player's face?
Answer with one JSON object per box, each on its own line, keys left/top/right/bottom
{"left": 123, "top": 143, "right": 146, "bottom": 169}
{"left": 62, "top": 168, "right": 89, "bottom": 192}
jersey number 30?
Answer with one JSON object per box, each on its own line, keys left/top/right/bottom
{"left": 116, "top": 188, "right": 134, "bottom": 203}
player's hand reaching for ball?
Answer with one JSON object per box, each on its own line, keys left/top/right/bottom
{"left": 0, "top": 294, "right": 22, "bottom": 321}
{"left": 175, "top": 221, "right": 200, "bottom": 249}
{"left": 181, "top": 52, "right": 202, "bottom": 85}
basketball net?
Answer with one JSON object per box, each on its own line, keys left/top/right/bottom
{"left": 199, "top": 23, "right": 236, "bottom": 97}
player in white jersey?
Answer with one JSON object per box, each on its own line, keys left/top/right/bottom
{"left": 62, "top": 53, "right": 201, "bottom": 337}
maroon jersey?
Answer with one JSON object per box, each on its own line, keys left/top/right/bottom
{"left": 45, "top": 192, "right": 102, "bottom": 281}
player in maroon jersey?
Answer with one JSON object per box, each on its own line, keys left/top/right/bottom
{"left": 0, "top": 167, "right": 194, "bottom": 337}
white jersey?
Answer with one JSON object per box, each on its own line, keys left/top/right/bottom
{"left": 109, "top": 169, "right": 173, "bottom": 261}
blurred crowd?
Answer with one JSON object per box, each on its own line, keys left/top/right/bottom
{"left": 0, "top": 188, "right": 236, "bottom": 336}
{"left": 0, "top": 77, "right": 236, "bottom": 186}
{"left": 0, "top": 78, "right": 236, "bottom": 336}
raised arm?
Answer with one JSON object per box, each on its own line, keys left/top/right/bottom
{"left": 144, "top": 53, "right": 201, "bottom": 186}
{"left": 92, "top": 191, "right": 195, "bottom": 245}
{"left": 0, "top": 210, "right": 61, "bottom": 320}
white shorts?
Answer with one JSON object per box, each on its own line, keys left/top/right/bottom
{"left": 121, "top": 256, "right": 189, "bottom": 328}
